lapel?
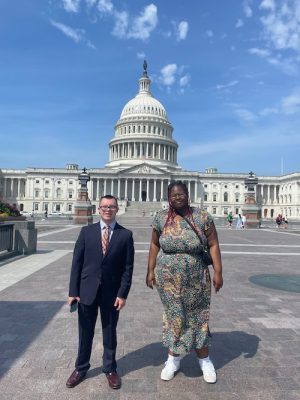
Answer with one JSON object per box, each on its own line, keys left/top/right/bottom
{"left": 91, "top": 222, "right": 102, "bottom": 260}
{"left": 103, "top": 222, "right": 121, "bottom": 259}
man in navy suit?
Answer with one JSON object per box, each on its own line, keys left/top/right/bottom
{"left": 66, "top": 195, "right": 134, "bottom": 390}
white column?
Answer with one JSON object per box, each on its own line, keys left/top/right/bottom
{"left": 132, "top": 179, "right": 135, "bottom": 201}
{"left": 195, "top": 180, "right": 198, "bottom": 202}
{"left": 139, "top": 179, "right": 142, "bottom": 201}
{"left": 11, "top": 178, "right": 14, "bottom": 197}
{"left": 104, "top": 179, "right": 107, "bottom": 195}
{"left": 188, "top": 180, "right": 191, "bottom": 197}
{"left": 17, "top": 178, "right": 20, "bottom": 198}
{"left": 153, "top": 179, "right": 157, "bottom": 201}
{"left": 161, "top": 180, "right": 164, "bottom": 201}
{"left": 139, "top": 143, "right": 142, "bottom": 157}
{"left": 267, "top": 185, "right": 270, "bottom": 203}
{"left": 110, "top": 179, "right": 114, "bottom": 195}
{"left": 3, "top": 178, "right": 7, "bottom": 197}
{"left": 146, "top": 143, "right": 149, "bottom": 158}
{"left": 159, "top": 144, "right": 161, "bottom": 159}
{"left": 117, "top": 179, "right": 121, "bottom": 199}
{"left": 125, "top": 179, "right": 128, "bottom": 200}
{"left": 163, "top": 145, "right": 166, "bottom": 160}
{"left": 97, "top": 179, "right": 100, "bottom": 200}
{"left": 152, "top": 143, "right": 155, "bottom": 158}
{"left": 146, "top": 179, "right": 150, "bottom": 201}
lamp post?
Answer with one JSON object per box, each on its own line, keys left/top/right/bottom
{"left": 242, "top": 171, "right": 261, "bottom": 228}
{"left": 73, "top": 167, "right": 93, "bottom": 225}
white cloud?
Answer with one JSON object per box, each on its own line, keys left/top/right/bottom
{"left": 235, "top": 19, "right": 244, "bottom": 28}
{"left": 243, "top": 1, "right": 253, "bottom": 17}
{"left": 50, "top": 19, "right": 96, "bottom": 48}
{"left": 137, "top": 52, "right": 146, "bottom": 59}
{"left": 179, "top": 74, "right": 190, "bottom": 87}
{"left": 160, "top": 64, "right": 177, "bottom": 86}
{"left": 260, "top": 0, "right": 300, "bottom": 52}
{"left": 259, "top": 107, "right": 279, "bottom": 116}
{"left": 177, "top": 21, "right": 189, "bottom": 40}
{"left": 112, "top": 11, "right": 129, "bottom": 38}
{"left": 62, "top": 0, "right": 81, "bottom": 13}
{"left": 127, "top": 4, "right": 158, "bottom": 40}
{"left": 216, "top": 80, "right": 239, "bottom": 90}
{"left": 85, "top": 0, "right": 97, "bottom": 7}
{"left": 248, "top": 47, "right": 271, "bottom": 56}
{"left": 234, "top": 108, "right": 257, "bottom": 122}
{"left": 281, "top": 90, "right": 300, "bottom": 114}
{"left": 97, "top": 0, "right": 113, "bottom": 14}
{"left": 50, "top": 20, "right": 84, "bottom": 43}
{"left": 260, "top": 0, "right": 275, "bottom": 11}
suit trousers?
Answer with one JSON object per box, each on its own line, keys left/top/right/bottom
{"left": 75, "top": 286, "right": 120, "bottom": 374}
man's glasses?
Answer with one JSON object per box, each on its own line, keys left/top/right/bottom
{"left": 99, "top": 206, "right": 118, "bottom": 211}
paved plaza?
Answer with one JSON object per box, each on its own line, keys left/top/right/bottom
{"left": 0, "top": 216, "right": 300, "bottom": 400}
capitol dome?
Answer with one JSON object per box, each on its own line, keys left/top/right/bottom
{"left": 106, "top": 62, "right": 179, "bottom": 170}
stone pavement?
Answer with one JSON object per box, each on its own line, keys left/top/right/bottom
{"left": 0, "top": 216, "right": 300, "bottom": 400}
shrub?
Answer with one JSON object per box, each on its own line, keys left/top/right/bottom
{"left": 0, "top": 202, "right": 21, "bottom": 217}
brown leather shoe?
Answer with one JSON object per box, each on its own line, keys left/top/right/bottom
{"left": 106, "top": 372, "right": 121, "bottom": 389}
{"left": 66, "top": 369, "right": 86, "bottom": 388}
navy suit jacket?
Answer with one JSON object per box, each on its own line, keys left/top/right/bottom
{"left": 69, "top": 222, "right": 134, "bottom": 305}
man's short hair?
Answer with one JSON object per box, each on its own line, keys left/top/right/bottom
{"left": 99, "top": 195, "right": 118, "bottom": 207}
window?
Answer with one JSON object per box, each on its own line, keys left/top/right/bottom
{"left": 68, "top": 204, "right": 72, "bottom": 212}
{"left": 235, "top": 185, "right": 239, "bottom": 189}
{"left": 224, "top": 185, "right": 227, "bottom": 188}
{"left": 235, "top": 196, "right": 239, "bottom": 202}
{"left": 57, "top": 180, "right": 61, "bottom": 185}
{"left": 68, "top": 191, "right": 73, "bottom": 199}
{"left": 35, "top": 190, "right": 39, "bottom": 198}
{"left": 235, "top": 208, "right": 239, "bottom": 214}
{"left": 204, "top": 194, "right": 208, "bottom": 201}
{"left": 34, "top": 203, "right": 39, "bottom": 211}
{"left": 69, "top": 181, "right": 73, "bottom": 185}
{"left": 45, "top": 180, "right": 49, "bottom": 184}
{"left": 224, "top": 208, "right": 228, "bottom": 215}
{"left": 213, "top": 194, "right": 217, "bottom": 202}
{"left": 212, "top": 207, "right": 217, "bottom": 215}
{"left": 44, "top": 190, "right": 49, "bottom": 198}
{"left": 56, "top": 188, "right": 62, "bottom": 199}
{"left": 224, "top": 192, "right": 228, "bottom": 202}
{"left": 204, "top": 184, "right": 207, "bottom": 188}
{"left": 55, "top": 204, "right": 61, "bottom": 212}
{"left": 35, "top": 180, "right": 39, "bottom": 184}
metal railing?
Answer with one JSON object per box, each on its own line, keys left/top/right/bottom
{"left": 0, "top": 223, "right": 14, "bottom": 252}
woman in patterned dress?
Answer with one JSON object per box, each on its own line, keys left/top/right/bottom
{"left": 146, "top": 181, "right": 223, "bottom": 383}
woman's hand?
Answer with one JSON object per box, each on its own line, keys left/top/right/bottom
{"left": 146, "top": 271, "right": 156, "bottom": 289}
{"left": 212, "top": 271, "right": 223, "bottom": 293}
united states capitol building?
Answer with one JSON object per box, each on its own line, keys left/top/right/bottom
{"left": 1, "top": 63, "right": 300, "bottom": 220}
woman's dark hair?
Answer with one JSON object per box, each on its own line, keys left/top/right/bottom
{"left": 165, "top": 180, "right": 191, "bottom": 226}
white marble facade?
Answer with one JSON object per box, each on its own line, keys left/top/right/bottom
{"left": 1, "top": 65, "right": 299, "bottom": 219}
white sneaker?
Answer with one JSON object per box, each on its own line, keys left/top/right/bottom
{"left": 160, "top": 357, "right": 180, "bottom": 381}
{"left": 199, "top": 358, "right": 216, "bottom": 384}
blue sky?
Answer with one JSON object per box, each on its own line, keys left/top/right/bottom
{"left": 1, "top": 0, "right": 300, "bottom": 176}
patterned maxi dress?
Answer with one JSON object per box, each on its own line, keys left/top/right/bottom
{"left": 152, "top": 207, "right": 213, "bottom": 354}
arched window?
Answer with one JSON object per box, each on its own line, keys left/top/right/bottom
{"left": 224, "top": 192, "right": 228, "bottom": 202}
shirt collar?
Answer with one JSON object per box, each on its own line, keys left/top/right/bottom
{"left": 100, "top": 220, "right": 116, "bottom": 230}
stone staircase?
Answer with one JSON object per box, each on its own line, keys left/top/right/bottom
{"left": 124, "top": 201, "right": 164, "bottom": 217}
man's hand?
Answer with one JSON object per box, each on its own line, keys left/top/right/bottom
{"left": 114, "top": 297, "right": 126, "bottom": 311}
{"left": 67, "top": 296, "right": 80, "bottom": 305}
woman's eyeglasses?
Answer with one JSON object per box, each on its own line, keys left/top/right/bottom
{"left": 99, "top": 206, "right": 118, "bottom": 210}
{"left": 170, "top": 194, "right": 187, "bottom": 200}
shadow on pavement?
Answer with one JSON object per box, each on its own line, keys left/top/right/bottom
{"left": 0, "top": 301, "right": 65, "bottom": 378}
{"left": 88, "top": 330, "right": 260, "bottom": 378}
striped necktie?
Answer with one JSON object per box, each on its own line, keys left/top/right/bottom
{"left": 102, "top": 225, "right": 109, "bottom": 255}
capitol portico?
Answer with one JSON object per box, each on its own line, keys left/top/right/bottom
{"left": 1, "top": 63, "right": 300, "bottom": 220}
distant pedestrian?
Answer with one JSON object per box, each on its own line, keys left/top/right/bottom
{"left": 283, "top": 217, "right": 288, "bottom": 229}
{"left": 44, "top": 210, "right": 48, "bottom": 218}
{"left": 227, "top": 212, "right": 233, "bottom": 228}
{"left": 275, "top": 214, "right": 282, "bottom": 229}
{"left": 236, "top": 214, "right": 243, "bottom": 229}
{"left": 241, "top": 214, "right": 246, "bottom": 229}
